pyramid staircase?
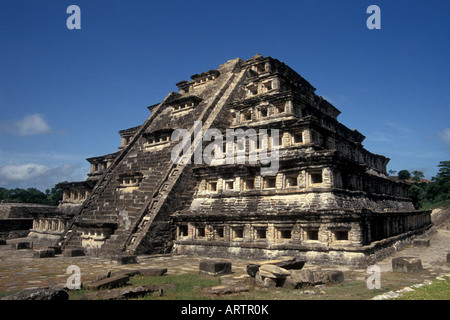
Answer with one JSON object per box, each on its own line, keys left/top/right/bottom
{"left": 59, "top": 59, "right": 246, "bottom": 256}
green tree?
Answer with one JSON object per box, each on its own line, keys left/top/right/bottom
{"left": 398, "top": 170, "right": 411, "bottom": 181}
{"left": 0, "top": 183, "right": 64, "bottom": 206}
{"left": 409, "top": 184, "right": 425, "bottom": 209}
{"left": 411, "top": 170, "right": 424, "bottom": 183}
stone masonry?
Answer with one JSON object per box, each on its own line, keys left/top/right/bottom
{"left": 57, "top": 54, "right": 432, "bottom": 266}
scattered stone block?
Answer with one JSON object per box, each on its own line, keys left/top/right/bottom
{"left": 1, "top": 287, "right": 68, "bottom": 300}
{"left": 96, "top": 267, "right": 167, "bottom": 282}
{"left": 311, "top": 270, "right": 330, "bottom": 285}
{"left": 63, "top": 248, "right": 85, "bottom": 257}
{"left": 289, "top": 269, "right": 314, "bottom": 286}
{"left": 33, "top": 249, "right": 55, "bottom": 258}
{"left": 325, "top": 270, "right": 344, "bottom": 283}
{"left": 263, "top": 277, "right": 278, "bottom": 288}
{"left": 255, "top": 266, "right": 290, "bottom": 288}
{"left": 139, "top": 267, "right": 167, "bottom": 277}
{"left": 281, "top": 277, "right": 299, "bottom": 289}
{"left": 246, "top": 257, "right": 306, "bottom": 278}
{"left": 412, "top": 239, "right": 430, "bottom": 247}
{"left": 275, "top": 256, "right": 307, "bottom": 270}
{"left": 48, "top": 245, "right": 62, "bottom": 254}
{"left": 111, "top": 255, "right": 137, "bottom": 265}
{"left": 204, "top": 284, "right": 250, "bottom": 295}
{"left": 259, "top": 264, "right": 290, "bottom": 278}
{"left": 199, "top": 260, "right": 232, "bottom": 276}
{"left": 283, "top": 268, "right": 344, "bottom": 288}
{"left": 84, "top": 274, "right": 130, "bottom": 291}
{"left": 392, "top": 257, "right": 423, "bottom": 273}
{"left": 80, "top": 285, "right": 163, "bottom": 300}
{"left": 246, "top": 264, "right": 260, "bottom": 277}
{"left": 11, "top": 241, "right": 32, "bottom": 250}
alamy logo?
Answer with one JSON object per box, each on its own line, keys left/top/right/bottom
{"left": 66, "top": 5, "right": 81, "bottom": 30}
{"left": 366, "top": 5, "right": 381, "bottom": 30}
{"left": 366, "top": 265, "right": 381, "bottom": 289}
{"left": 171, "top": 121, "right": 280, "bottom": 175}
{"left": 66, "top": 265, "right": 81, "bottom": 289}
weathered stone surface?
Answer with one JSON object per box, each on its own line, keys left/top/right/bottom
{"left": 33, "top": 249, "right": 55, "bottom": 258}
{"left": 246, "top": 257, "right": 305, "bottom": 277}
{"left": 204, "top": 284, "right": 250, "bottom": 295}
{"left": 199, "top": 260, "right": 232, "bottom": 276}
{"left": 254, "top": 268, "right": 289, "bottom": 288}
{"left": 63, "top": 248, "right": 85, "bottom": 257}
{"left": 84, "top": 274, "right": 130, "bottom": 290}
{"left": 290, "top": 269, "right": 314, "bottom": 286}
{"left": 263, "top": 277, "right": 278, "bottom": 287}
{"left": 139, "top": 267, "right": 167, "bottom": 277}
{"left": 48, "top": 245, "right": 62, "bottom": 254}
{"left": 311, "top": 270, "right": 330, "bottom": 285}
{"left": 246, "top": 264, "right": 260, "bottom": 277}
{"left": 325, "top": 270, "right": 344, "bottom": 283}
{"left": 96, "top": 267, "right": 167, "bottom": 282}
{"left": 282, "top": 277, "right": 299, "bottom": 289}
{"left": 412, "top": 239, "right": 430, "bottom": 247}
{"left": 111, "top": 255, "right": 137, "bottom": 265}
{"left": 392, "top": 257, "right": 423, "bottom": 273}
{"left": 80, "top": 285, "right": 163, "bottom": 300}
{"left": 274, "top": 256, "right": 307, "bottom": 270}
{"left": 259, "top": 264, "right": 290, "bottom": 278}
{"left": 11, "top": 241, "right": 32, "bottom": 250}
{"left": 284, "top": 268, "right": 343, "bottom": 287}
{"left": 1, "top": 287, "right": 68, "bottom": 300}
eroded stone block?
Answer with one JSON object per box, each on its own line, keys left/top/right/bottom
{"left": 81, "top": 285, "right": 162, "bottom": 300}
{"left": 84, "top": 274, "right": 130, "bottom": 291}
{"left": 111, "top": 255, "right": 137, "bottom": 265}
{"left": 63, "top": 248, "right": 85, "bottom": 257}
{"left": 11, "top": 241, "right": 32, "bottom": 250}
{"left": 1, "top": 287, "right": 68, "bottom": 300}
{"left": 48, "top": 245, "right": 62, "bottom": 254}
{"left": 392, "top": 257, "right": 423, "bottom": 273}
{"left": 259, "top": 264, "right": 290, "bottom": 278}
{"left": 33, "top": 249, "right": 55, "bottom": 258}
{"left": 199, "top": 260, "right": 232, "bottom": 276}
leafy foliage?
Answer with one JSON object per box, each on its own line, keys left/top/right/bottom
{"left": 0, "top": 183, "right": 65, "bottom": 206}
{"left": 406, "top": 161, "right": 450, "bottom": 209}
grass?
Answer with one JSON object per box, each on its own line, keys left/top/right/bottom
{"left": 396, "top": 276, "right": 450, "bottom": 300}
{"left": 68, "top": 273, "right": 221, "bottom": 300}
{"left": 129, "top": 273, "right": 221, "bottom": 300}
{"left": 420, "top": 199, "right": 450, "bottom": 211}
{"left": 62, "top": 271, "right": 450, "bottom": 300}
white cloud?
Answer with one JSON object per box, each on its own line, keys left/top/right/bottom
{"left": 0, "top": 163, "right": 50, "bottom": 182}
{"left": 14, "top": 114, "right": 52, "bottom": 136}
{"left": 0, "top": 113, "right": 52, "bottom": 136}
{"left": 438, "top": 128, "right": 450, "bottom": 149}
{"left": 0, "top": 163, "right": 84, "bottom": 191}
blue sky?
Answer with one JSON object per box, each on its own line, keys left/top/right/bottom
{"left": 0, "top": 0, "right": 449, "bottom": 191}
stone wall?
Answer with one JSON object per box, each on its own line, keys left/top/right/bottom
{"left": 0, "top": 203, "right": 57, "bottom": 219}
{"left": 173, "top": 209, "right": 431, "bottom": 266}
{"left": 0, "top": 219, "right": 33, "bottom": 239}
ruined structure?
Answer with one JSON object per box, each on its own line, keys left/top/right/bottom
{"left": 58, "top": 55, "right": 432, "bottom": 265}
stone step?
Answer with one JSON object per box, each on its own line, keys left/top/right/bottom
{"left": 83, "top": 274, "right": 130, "bottom": 291}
